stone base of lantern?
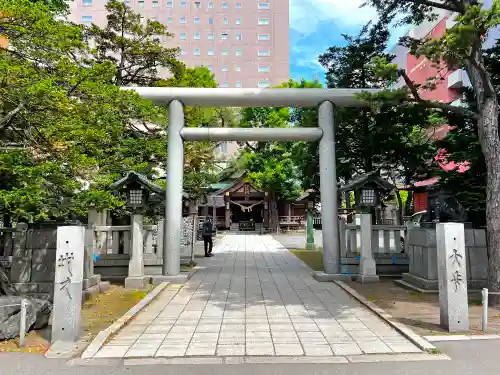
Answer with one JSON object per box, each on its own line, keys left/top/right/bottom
{"left": 124, "top": 276, "right": 150, "bottom": 289}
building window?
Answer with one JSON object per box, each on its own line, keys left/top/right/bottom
{"left": 180, "top": 17, "right": 186, "bottom": 23}
{"left": 222, "top": 16, "right": 228, "bottom": 24}
{"left": 222, "top": 2, "right": 228, "bottom": 8}
{"left": 194, "top": 1, "right": 201, "bottom": 8}
{"left": 208, "top": 33, "right": 214, "bottom": 40}
{"left": 82, "top": 0, "right": 92, "bottom": 6}
{"left": 236, "top": 18, "right": 241, "bottom": 25}
{"left": 235, "top": 49, "right": 242, "bottom": 56}
{"left": 208, "top": 17, "right": 214, "bottom": 24}
{"left": 258, "top": 17, "right": 269, "bottom": 25}
{"left": 258, "top": 34, "right": 270, "bottom": 40}
{"left": 258, "top": 49, "right": 270, "bottom": 56}
{"left": 81, "top": 15, "right": 92, "bottom": 24}
{"left": 221, "top": 82, "right": 229, "bottom": 87}
{"left": 180, "top": 32, "right": 186, "bottom": 39}
{"left": 181, "top": 0, "right": 187, "bottom": 7}
{"left": 180, "top": 48, "right": 185, "bottom": 55}
{"left": 208, "top": 2, "right": 214, "bottom": 8}
{"left": 258, "top": 80, "right": 270, "bottom": 88}
{"left": 236, "top": 2, "right": 242, "bottom": 7}
{"left": 167, "top": 17, "right": 173, "bottom": 22}
{"left": 138, "top": 0, "right": 144, "bottom": 7}
{"left": 194, "top": 17, "right": 200, "bottom": 23}
{"left": 222, "top": 65, "right": 229, "bottom": 72}
{"left": 167, "top": 0, "right": 173, "bottom": 6}
{"left": 236, "top": 32, "right": 242, "bottom": 40}
{"left": 208, "top": 49, "right": 214, "bottom": 56}
{"left": 194, "top": 32, "right": 200, "bottom": 39}
{"left": 207, "top": 65, "right": 213, "bottom": 71}
{"left": 235, "top": 65, "right": 241, "bottom": 72}
{"left": 153, "top": 0, "right": 159, "bottom": 7}
{"left": 222, "top": 49, "right": 228, "bottom": 56}
{"left": 235, "top": 81, "right": 242, "bottom": 88}
{"left": 258, "top": 65, "right": 270, "bottom": 72}
{"left": 194, "top": 48, "right": 200, "bottom": 55}
{"left": 221, "top": 32, "right": 228, "bottom": 40}
{"left": 220, "top": 141, "right": 228, "bottom": 152}
{"left": 258, "top": 2, "right": 269, "bottom": 9}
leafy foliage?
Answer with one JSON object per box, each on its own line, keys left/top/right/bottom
{"left": 0, "top": 0, "right": 217, "bottom": 222}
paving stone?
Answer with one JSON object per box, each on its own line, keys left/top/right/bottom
{"left": 95, "top": 346, "right": 131, "bottom": 358}
{"left": 125, "top": 347, "right": 159, "bottom": 357}
{"left": 302, "top": 344, "right": 334, "bottom": 356}
{"left": 330, "top": 343, "right": 363, "bottom": 355}
{"left": 216, "top": 344, "right": 245, "bottom": 356}
{"left": 96, "top": 234, "right": 417, "bottom": 360}
{"left": 385, "top": 342, "right": 421, "bottom": 353}
{"left": 195, "top": 324, "right": 221, "bottom": 333}
{"left": 274, "top": 344, "right": 304, "bottom": 356}
{"left": 246, "top": 344, "right": 275, "bottom": 356}
{"left": 186, "top": 344, "right": 216, "bottom": 356}
{"left": 357, "top": 340, "right": 393, "bottom": 354}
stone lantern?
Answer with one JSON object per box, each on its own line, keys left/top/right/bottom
{"left": 339, "top": 171, "right": 394, "bottom": 223}
{"left": 109, "top": 171, "right": 164, "bottom": 289}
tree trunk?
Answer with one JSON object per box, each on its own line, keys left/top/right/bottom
{"left": 269, "top": 191, "right": 279, "bottom": 233}
{"left": 481, "top": 98, "right": 500, "bottom": 305}
{"left": 466, "top": 54, "right": 500, "bottom": 304}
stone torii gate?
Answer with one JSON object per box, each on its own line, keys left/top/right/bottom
{"left": 125, "top": 87, "right": 378, "bottom": 279}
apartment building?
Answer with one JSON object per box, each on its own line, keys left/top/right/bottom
{"left": 68, "top": 0, "right": 290, "bottom": 89}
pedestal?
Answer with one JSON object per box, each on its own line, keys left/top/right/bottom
{"left": 51, "top": 226, "right": 85, "bottom": 343}
{"left": 125, "top": 213, "right": 149, "bottom": 289}
{"left": 437, "top": 223, "right": 469, "bottom": 332}
{"left": 357, "top": 214, "right": 379, "bottom": 283}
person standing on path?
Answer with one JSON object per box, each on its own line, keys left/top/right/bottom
{"left": 202, "top": 217, "right": 215, "bottom": 257}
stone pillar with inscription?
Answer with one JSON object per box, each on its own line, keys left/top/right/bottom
{"left": 436, "top": 223, "right": 469, "bottom": 332}
{"left": 51, "top": 226, "right": 85, "bottom": 343}
{"left": 357, "top": 214, "right": 379, "bottom": 283}
{"left": 125, "top": 213, "right": 149, "bottom": 289}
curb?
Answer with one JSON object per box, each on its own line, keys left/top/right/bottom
{"left": 334, "top": 280, "right": 436, "bottom": 352}
{"left": 424, "top": 334, "right": 500, "bottom": 342}
{"left": 80, "top": 281, "right": 170, "bottom": 359}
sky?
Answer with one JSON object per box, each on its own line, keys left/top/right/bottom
{"left": 289, "top": 0, "right": 406, "bottom": 84}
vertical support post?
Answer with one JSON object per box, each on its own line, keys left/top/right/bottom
{"left": 306, "top": 209, "right": 315, "bottom": 249}
{"left": 19, "top": 299, "right": 27, "bottom": 347}
{"left": 357, "top": 213, "right": 379, "bottom": 283}
{"left": 436, "top": 223, "right": 469, "bottom": 332}
{"left": 52, "top": 226, "right": 85, "bottom": 343}
{"left": 482, "top": 288, "right": 488, "bottom": 331}
{"left": 164, "top": 99, "right": 184, "bottom": 276}
{"left": 318, "top": 101, "right": 340, "bottom": 275}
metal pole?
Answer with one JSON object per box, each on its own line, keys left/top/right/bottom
{"left": 318, "top": 101, "right": 340, "bottom": 274}
{"left": 19, "top": 299, "right": 27, "bottom": 347}
{"left": 164, "top": 99, "right": 184, "bottom": 276}
{"left": 482, "top": 288, "right": 488, "bottom": 331}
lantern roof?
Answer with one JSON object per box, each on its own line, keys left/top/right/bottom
{"left": 109, "top": 171, "right": 165, "bottom": 195}
{"left": 339, "top": 171, "right": 394, "bottom": 193}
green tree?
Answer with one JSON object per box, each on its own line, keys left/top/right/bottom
{"left": 0, "top": 0, "right": 218, "bottom": 221}
{"left": 363, "top": 0, "right": 500, "bottom": 301}
{"left": 318, "top": 20, "right": 435, "bottom": 220}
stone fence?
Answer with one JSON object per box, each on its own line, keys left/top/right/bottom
{"left": 0, "top": 225, "right": 101, "bottom": 301}
{"left": 339, "top": 215, "right": 408, "bottom": 276}
{"left": 397, "top": 227, "right": 488, "bottom": 291}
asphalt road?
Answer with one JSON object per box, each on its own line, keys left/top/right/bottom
{"left": 0, "top": 340, "right": 498, "bottom": 375}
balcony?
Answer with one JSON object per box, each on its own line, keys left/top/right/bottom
{"left": 448, "top": 69, "right": 471, "bottom": 89}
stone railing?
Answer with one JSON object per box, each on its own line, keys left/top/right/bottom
{"left": 339, "top": 215, "right": 408, "bottom": 276}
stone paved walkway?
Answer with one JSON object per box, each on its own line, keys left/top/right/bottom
{"left": 93, "top": 234, "right": 421, "bottom": 358}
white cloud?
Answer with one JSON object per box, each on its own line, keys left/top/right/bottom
{"left": 290, "top": 0, "right": 377, "bottom": 35}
